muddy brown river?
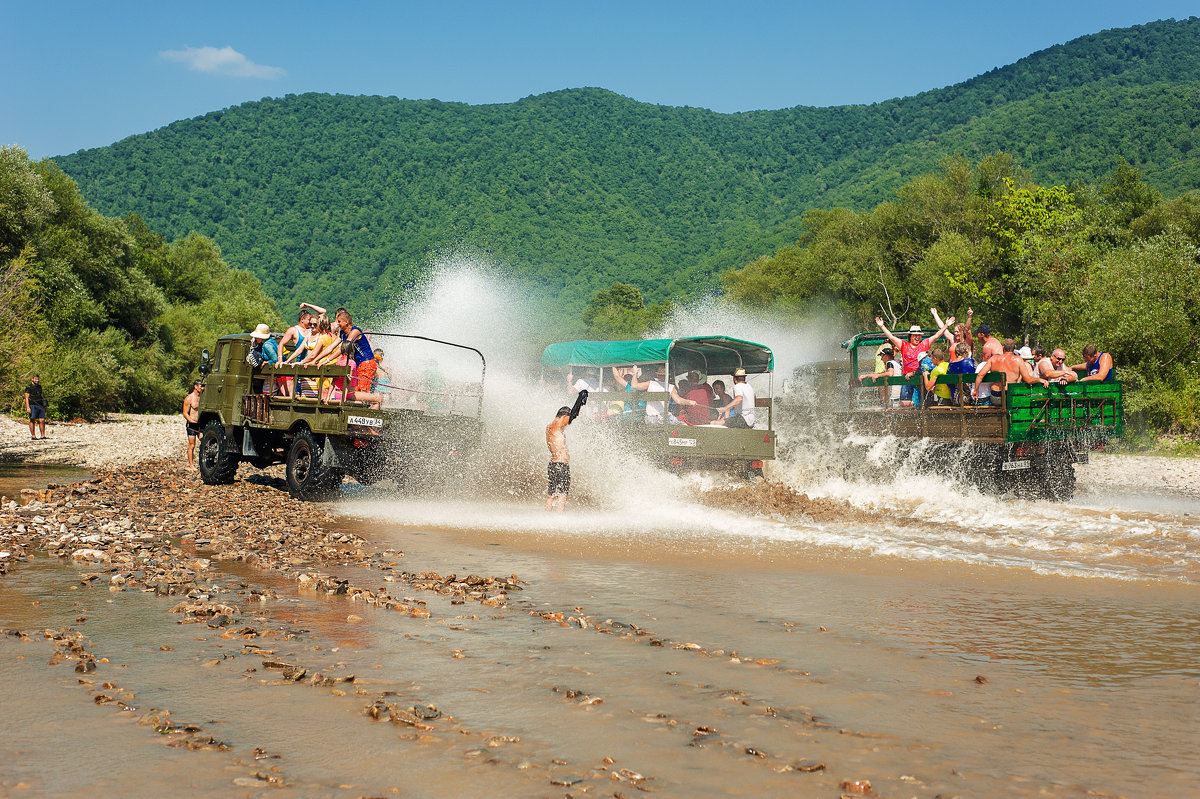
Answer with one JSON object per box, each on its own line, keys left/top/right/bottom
{"left": 3, "top": 452, "right": 1197, "bottom": 798}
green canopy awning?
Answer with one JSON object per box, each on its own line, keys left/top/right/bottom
{"left": 541, "top": 336, "right": 773, "bottom": 374}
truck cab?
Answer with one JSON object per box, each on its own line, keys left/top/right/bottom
{"left": 195, "top": 332, "right": 485, "bottom": 500}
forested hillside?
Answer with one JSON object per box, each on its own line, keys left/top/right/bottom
{"left": 0, "top": 146, "right": 280, "bottom": 419}
{"left": 55, "top": 18, "right": 1200, "bottom": 326}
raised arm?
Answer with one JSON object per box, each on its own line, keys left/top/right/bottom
{"left": 928, "top": 314, "right": 955, "bottom": 346}
{"left": 930, "top": 308, "right": 954, "bottom": 346}
{"left": 629, "top": 366, "right": 656, "bottom": 391}
{"left": 300, "top": 302, "right": 326, "bottom": 316}
{"left": 567, "top": 389, "right": 588, "bottom": 423}
{"left": 875, "top": 317, "right": 904, "bottom": 349}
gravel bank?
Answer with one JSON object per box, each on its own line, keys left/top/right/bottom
{"left": 1077, "top": 451, "right": 1200, "bottom": 500}
{"left": 0, "top": 414, "right": 183, "bottom": 468}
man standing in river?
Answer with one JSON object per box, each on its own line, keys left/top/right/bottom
{"left": 182, "top": 381, "right": 203, "bottom": 469}
{"left": 545, "top": 389, "right": 588, "bottom": 511}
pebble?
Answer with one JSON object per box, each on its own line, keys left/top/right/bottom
{"left": 840, "top": 778, "right": 873, "bottom": 794}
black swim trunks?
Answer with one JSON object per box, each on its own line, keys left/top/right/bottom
{"left": 185, "top": 421, "right": 201, "bottom": 437}
{"left": 547, "top": 462, "right": 570, "bottom": 496}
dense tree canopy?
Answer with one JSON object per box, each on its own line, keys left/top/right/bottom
{"left": 54, "top": 18, "right": 1200, "bottom": 327}
{"left": 0, "top": 146, "right": 281, "bottom": 420}
{"left": 582, "top": 283, "right": 672, "bottom": 340}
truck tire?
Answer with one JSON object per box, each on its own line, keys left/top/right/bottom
{"left": 286, "top": 428, "right": 343, "bottom": 501}
{"left": 198, "top": 421, "right": 240, "bottom": 485}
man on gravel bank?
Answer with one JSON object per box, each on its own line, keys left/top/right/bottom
{"left": 182, "top": 381, "right": 204, "bottom": 468}
{"left": 24, "top": 375, "right": 47, "bottom": 440}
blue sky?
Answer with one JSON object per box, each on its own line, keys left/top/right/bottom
{"left": 4, "top": 1, "right": 1198, "bottom": 159}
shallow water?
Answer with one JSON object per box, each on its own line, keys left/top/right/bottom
{"left": 4, "top": 427, "right": 1200, "bottom": 796}
{"left": 0, "top": 463, "right": 92, "bottom": 504}
{"left": 327, "top": 452, "right": 1200, "bottom": 797}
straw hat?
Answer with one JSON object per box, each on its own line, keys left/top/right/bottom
{"left": 249, "top": 323, "right": 271, "bottom": 340}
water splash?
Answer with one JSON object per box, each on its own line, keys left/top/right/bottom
{"left": 345, "top": 258, "right": 1200, "bottom": 582}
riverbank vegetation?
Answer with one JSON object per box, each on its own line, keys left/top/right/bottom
{"left": 1, "top": 146, "right": 281, "bottom": 420}
{"left": 722, "top": 156, "right": 1200, "bottom": 436}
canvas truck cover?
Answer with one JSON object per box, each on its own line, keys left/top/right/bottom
{"left": 541, "top": 337, "right": 773, "bottom": 375}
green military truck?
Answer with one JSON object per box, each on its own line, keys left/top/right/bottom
{"left": 540, "top": 336, "right": 776, "bottom": 478}
{"left": 194, "top": 332, "right": 485, "bottom": 500}
{"left": 800, "top": 330, "right": 1122, "bottom": 499}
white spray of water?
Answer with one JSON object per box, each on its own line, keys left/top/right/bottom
{"left": 344, "top": 259, "right": 1200, "bottom": 582}
{"left": 366, "top": 256, "right": 700, "bottom": 510}
{"left": 655, "top": 293, "right": 847, "bottom": 378}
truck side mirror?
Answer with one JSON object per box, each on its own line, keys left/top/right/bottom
{"left": 199, "top": 348, "right": 212, "bottom": 376}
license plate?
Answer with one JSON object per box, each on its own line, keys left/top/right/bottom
{"left": 668, "top": 437, "right": 697, "bottom": 447}
{"left": 347, "top": 415, "right": 383, "bottom": 428}
{"left": 1001, "top": 460, "right": 1031, "bottom": 471}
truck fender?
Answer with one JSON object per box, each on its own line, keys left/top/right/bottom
{"left": 200, "top": 415, "right": 241, "bottom": 453}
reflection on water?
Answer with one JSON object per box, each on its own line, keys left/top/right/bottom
{"left": 0, "top": 463, "right": 92, "bottom": 503}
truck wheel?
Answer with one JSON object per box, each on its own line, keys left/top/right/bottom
{"left": 286, "top": 429, "right": 343, "bottom": 501}
{"left": 198, "top": 421, "right": 240, "bottom": 485}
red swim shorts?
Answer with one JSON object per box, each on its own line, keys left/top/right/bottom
{"left": 356, "top": 359, "right": 377, "bottom": 392}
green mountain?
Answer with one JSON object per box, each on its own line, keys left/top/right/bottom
{"left": 54, "top": 17, "right": 1200, "bottom": 326}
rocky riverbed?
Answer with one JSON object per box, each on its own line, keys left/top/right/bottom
{"left": 0, "top": 462, "right": 545, "bottom": 796}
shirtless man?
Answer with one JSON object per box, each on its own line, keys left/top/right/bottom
{"left": 182, "top": 381, "right": 204, "bottom": 468}
{"left": 972, "top": 324, "right": 1004, "bottom": 404}
{"left": 974, "top": 324, "right": 1003, "bottom": 360}
{"left": 546, "top": 389, "right": 588, "bottom": 511}
{"left": 974, "top": 339, "right": 1048, "bottom": 402}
